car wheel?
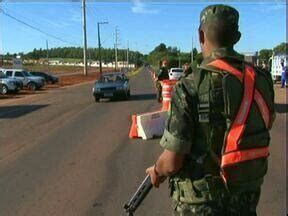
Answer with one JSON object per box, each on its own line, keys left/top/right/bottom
{"left": 13, "top": 89, "right": 20, "bottom": 94}
{"left": 0, "top": 84, "right": 8, "bottom": 95}
{"left": 94, "top": 97, "right": 100, "bottom": 102}
{"left": 28, "top": 82, "right": 36, "bottom": 91}
{"left": 36, "top": 85, "right": 42, "bottom": 90}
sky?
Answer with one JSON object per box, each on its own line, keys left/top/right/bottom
{"left": 0, "top": 1, "right": 286, "bottom": 55}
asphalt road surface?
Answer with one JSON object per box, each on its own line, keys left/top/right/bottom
{"left": 0, "top": 68, "right": 286, "bottom": 216}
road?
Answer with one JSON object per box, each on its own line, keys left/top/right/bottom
{"left": 0, "top": 68, "right": 286, "bottom": 216}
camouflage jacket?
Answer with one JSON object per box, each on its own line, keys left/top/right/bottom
{"left": 157, "top": 66, "right": 169, "bottom": 80}
{"left": 160, "top": 47, "right": 264, "bottom": 204}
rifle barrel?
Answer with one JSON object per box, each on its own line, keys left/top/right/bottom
{"left": 124, "top": 175, "right": 152, "bottom": 214}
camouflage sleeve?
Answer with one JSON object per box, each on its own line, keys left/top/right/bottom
{"left": 157, "top": 69, "right": 165, "bottom": 80}
{"left": 160, "top": 79, "right": 198, "bottom": 154}
{"left": 157, "top": 69, "right": 162, "bottom": 76}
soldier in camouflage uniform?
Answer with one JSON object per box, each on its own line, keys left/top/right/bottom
{"left": 183, "top": 63, "right": 193, "bottom": 76}
{"left": 146, "top": 4, "right": 274, "bottom": 216}
{"left": 155, "top": 60, "right": 170, "bottom": 102}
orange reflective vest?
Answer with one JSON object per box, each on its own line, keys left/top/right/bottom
{"left": 207, "top": 59, "right": 271, "bottom": 181}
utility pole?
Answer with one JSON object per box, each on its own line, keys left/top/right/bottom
{"left": 114, "top": 26, "right": 120, "bottom": 71}
{"left": 46, "top": 39, "right": 49, "bottom": 73}
{"left": 82, "top": 0, "right": 88, "bottom": 76}
{"left": 191, "top": 36, "right": 194, "bottom": 64}
{"left": 126, "top": 41, "right": 129, "bottom": 69}
{"left": 178, "top": 47, "right": 181, "bottom": 68}
{"left": 97, "top": 21, "right": 108, "bottom": 76}
{"left": 0, "top": 7, "right": 3, "bottom": 67}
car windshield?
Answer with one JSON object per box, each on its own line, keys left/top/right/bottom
{"left": 172, "top": 69, "right": 184, "bottom": 73}
{"left": 22, "top": 71, "right": 32, "bottom": 77}
{"left": 100, "top": 74, "right": 125, "bottom": 83}
{"left": 0, "top": 71, "right": 7, "bottom": 78}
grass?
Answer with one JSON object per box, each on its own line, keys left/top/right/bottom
{"left": 127, "top": 67, "right": 142, "bottom": 78}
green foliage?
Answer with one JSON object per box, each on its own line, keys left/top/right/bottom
{"left": 258, "top": 49, "right": 273, "bottom": 61}
{"left": 4, "top": 47, "right": 144, "bottom": 66}
{"left": 273, "top": 42, "right": 287, "bottom": 55}
{"left": 195, "top": 53, "right": 203, "bottom": 65}
{"left": 258, "top": 42, "right": 287, "bottom": 62}
{"left": 153, "top": 43, "right": 168, "bottom": 53}
{"left": 147, "top": 43, "right": 199, "bottom": 68}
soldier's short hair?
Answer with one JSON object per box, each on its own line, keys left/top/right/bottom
{"left": 199, "top": 4, "right": 241, "bottom": 46}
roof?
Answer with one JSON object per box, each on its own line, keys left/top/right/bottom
{"left": 102, "top": 72, "right": 125, "bottom": 76}
{"left": 170, "top": 68, "right": 183, "bottom": 70}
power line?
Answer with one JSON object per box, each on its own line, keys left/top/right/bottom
{"left": 0, "top": 9, "right": 80, "bottom": 47}
{"left": 87, "top": 5, "right": 98, "bottom": 22}
{"left": 0, "top": 6, "right": 82, "bottom": 43}
{"left": 101, "top": 31, "right": 114, "bottom": 45}
{"left": 88, "top": 3, "right": 109, "bottom": 23}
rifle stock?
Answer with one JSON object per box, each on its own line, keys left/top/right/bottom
{"left": 123, "top": 175, "right": 152, "bottom": 216}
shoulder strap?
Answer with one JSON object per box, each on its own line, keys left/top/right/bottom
{"left": 224, "top": 65, "right": 256, "bottom": 152}
{"left": 207, "top": 63, "right": 256, "bottom": 164}
{"left": 207, "top": 59, "right": 272, "bottom": 129}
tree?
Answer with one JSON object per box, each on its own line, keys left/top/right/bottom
{"left": 152, "top": 43, "right": 167, "bottom": 53}
{"left": 192, "top": 48, "right": 198, "bottom": 62}
{"left": 195, "top": 53, "right": 203, "bottom": 65}
{"left": 147, "top": 43, "right": 199, "bottom": 68}
{"left": 14, "top": 47, "right": 144, "bottom": 66}
{"left": 259, "top": 49, "right": 273, "bottom": 61}
{"left": 273, "top": 42, "right": 287, "bottom": 55}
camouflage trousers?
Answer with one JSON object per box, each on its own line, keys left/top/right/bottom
{"left": 155, "top": 81, "right": 162, "bottom": 102}
{"left": 172, "top": 189, "right": 261, "bottom": 216}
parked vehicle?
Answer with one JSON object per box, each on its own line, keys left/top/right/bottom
{"left": 30, "top": 71, "right": 59, "bottom": 84}
{"left": 0, "top": 69, "right": 24, "bottom": 92}
{"left": 169, "top": 68, "right": 184, "bottom": 80}
{"left": 14, "top": 78, "right": 24, "bottom": 91}
{"left": 93, "top": 72, "right": 130, "bottom": 102}
{"left": 2, "top": 69, "right": 45, "bottom": 90}
{"left": 269, "top": 54, "right": 288, "bottom": 83}
{"left": 0, "top": 71, "right": 19, "bottom": 95}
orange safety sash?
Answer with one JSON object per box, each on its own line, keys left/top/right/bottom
{"left": 221, "top": 146, "right": 269, "bottom": 166}
{"left": 208, "top": 59, "right": 271, "bottom": 129}
{"left": 207, "top": 59, "right": 270, "bottom": 166}
{"left": 223, "top": 65, "right": 255, "bottom": 152}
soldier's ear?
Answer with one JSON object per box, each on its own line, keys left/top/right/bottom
{"left": 233, "top": 31, "right": 241, "bottom": 44}
{"left": 199, "top": 29, "right": 205, "bottom": 44}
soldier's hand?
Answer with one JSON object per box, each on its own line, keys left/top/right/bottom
{"left": 146, "top": 166, "right": 166, "bottom": 188}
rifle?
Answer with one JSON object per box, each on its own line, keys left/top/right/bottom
{"left": 123, "top": 175, "right": 153, "bottom": 216}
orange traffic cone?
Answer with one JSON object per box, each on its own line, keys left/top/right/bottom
{"left": 129, "top": 114, "right": 138, "bottom": 138}
{"left": 161, "top": 80, "right": 177, "bottom": 111}
{"left": 161, "top": 99, "right": 171, "bottom": 111}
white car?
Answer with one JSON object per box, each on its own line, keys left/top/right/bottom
{"left": 169, "top": 68, "right": 184, "bottom": 80}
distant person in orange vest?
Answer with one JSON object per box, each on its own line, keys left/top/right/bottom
{"left": 157, "top": 60, "right": 169, "bottom": 80}
{"left": 183, "top": 62, "right": 193, "bottom": 76}
{"left": 155, "top": 60, "right": 169, "bottom": 102}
